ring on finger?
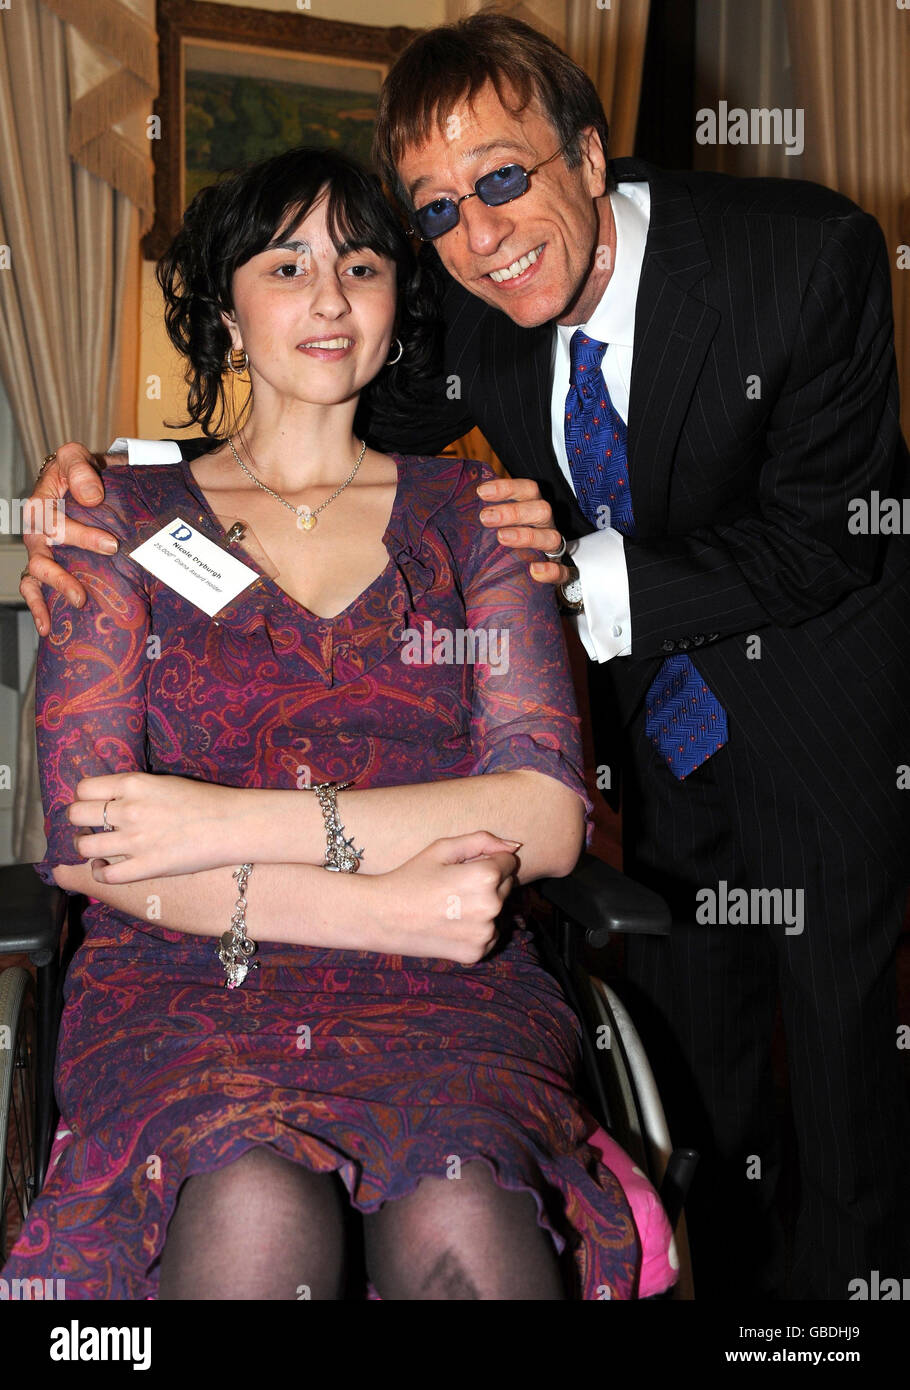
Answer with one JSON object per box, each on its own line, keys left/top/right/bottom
{"left": 102, "top": 799, "right": 115, "bottom": 832}
{"left": 38, "top": 451, "right": 57, "bottom": 477}
{"left": 543, "top": 534, "right": 567, "bottom": 561}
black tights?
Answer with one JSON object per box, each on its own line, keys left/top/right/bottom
{"left": 156, "top": 1145, "right": 566, "bottom": 1299}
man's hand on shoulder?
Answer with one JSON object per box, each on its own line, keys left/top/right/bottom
{"left": 475, "top": 475, "right": 573, "bottom": 586}
{"left": 20, "top": 440, "right": 121, "bottom": 635}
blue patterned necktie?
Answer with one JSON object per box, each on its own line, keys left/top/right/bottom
{"left": 564, "top": 329, "right": 728, "bottom": 780}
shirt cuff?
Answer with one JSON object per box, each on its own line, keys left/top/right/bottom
{"left": 567, "top": 527, "right": 632, "bottom": 662}
{"left": 107, "top": 437, "right": 184, "bottom": 464}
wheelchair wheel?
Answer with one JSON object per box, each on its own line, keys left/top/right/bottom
{"left": 584, "top": 975, "right": 695, "bottom": 1299}
{"left": 0, "top": 967, "right": 38, "bottom": 1263}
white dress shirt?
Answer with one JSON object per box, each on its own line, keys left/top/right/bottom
{"left": 549, "top": 180, "right": 651, "bottom": 662}
{"left": 107, "top": 436, "right": 184, "bottom": 463}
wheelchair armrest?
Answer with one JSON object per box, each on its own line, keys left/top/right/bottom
{"left": 0, "top": 863, "right": 67, "bottom": 966}
{"left": 536, "top": 853, "right": 671, "bottom": 948}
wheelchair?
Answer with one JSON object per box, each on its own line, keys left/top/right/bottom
{"left": 0, "top": 855, "right": 697, "bottom": 1298}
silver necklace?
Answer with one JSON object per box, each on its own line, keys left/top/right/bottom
{"left": 227, "top": 432, "right": 367, "bottom": 532}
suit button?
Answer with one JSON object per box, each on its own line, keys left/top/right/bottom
{"left": 661, "top": 639, "right": 675, "bottom": 653}
{"left": 678, "top": 637, "right": 692, "bottom": 651}
{"left": 692, "top": 634, "right": 706, "bottom": 646}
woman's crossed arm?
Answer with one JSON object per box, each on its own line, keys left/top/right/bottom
{"left": 52, "top": 828, "right": 523, "bottom": 966}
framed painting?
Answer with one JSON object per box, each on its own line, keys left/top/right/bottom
{"left": 143, "top": 0, "right": 418, "bottom": 259}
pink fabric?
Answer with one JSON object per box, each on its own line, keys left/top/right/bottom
{"left": 585, "top": 1126, "right": 678, "bottom": 1297}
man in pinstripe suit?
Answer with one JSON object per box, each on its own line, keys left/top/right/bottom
{"left": 369, "top": 19, "right": 910, "bottom": 1302}
{"left": 21, "top": 15, "right": 910, "bottom": 1298}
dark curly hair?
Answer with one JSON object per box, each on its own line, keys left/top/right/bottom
{"left": 156, "top": 145, "right": 442, "bottom": 439}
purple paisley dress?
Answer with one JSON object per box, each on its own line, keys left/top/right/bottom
{"left": 1, "top": 454, "right": 641, "bottom": 1299}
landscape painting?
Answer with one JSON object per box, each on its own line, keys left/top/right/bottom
{"left": 183, "top": 43, "right": 384, "bottom": 205}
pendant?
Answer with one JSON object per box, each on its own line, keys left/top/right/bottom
{"left": 296, "top": 505, "right": 317, "bottom": 532}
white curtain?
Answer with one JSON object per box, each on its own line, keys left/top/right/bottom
{"left": 694, "top": 0, "right": 797, "bottom": 178}
{"left": 0, "top": 0, "right": 155, "bottom": 862}
{"left": 694, "top": 0, "right": 909, "bottom": 439}
{"left": 784, "top": 0, "right": 910, "bottom": 440}
{"left": 0, "top": 379, "right": 28, "bottom": 502}
{"left": 445, "top": 0, "right": 651, "bottom": 158}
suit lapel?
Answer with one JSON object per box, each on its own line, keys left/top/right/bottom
{"left": 615, "top": 158, "right": 720, "bottom": 537}
{"left": 491, "top": 311, "right": 591, "bottom": 535}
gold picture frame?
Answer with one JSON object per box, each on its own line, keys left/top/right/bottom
{"left": 143, "top": 0, "right": 417, "bottom": 260}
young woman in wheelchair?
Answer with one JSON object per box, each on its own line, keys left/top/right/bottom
{"left": 0, "top": 147, "right": 647, "bottom": 1300}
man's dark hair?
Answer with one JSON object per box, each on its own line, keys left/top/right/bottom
{"left": 373, "top": 12, "right": 615, "bottom": 210}
{"left": 157, "top": 146, "right": 441, "bottom": 437}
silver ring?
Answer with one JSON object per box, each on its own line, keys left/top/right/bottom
{"left": 543, "top": 535, "right": 567, "bottom": 561}
{"left": 102, "top": 799, "right": 114, "bottom": 832}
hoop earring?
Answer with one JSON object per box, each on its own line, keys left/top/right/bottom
{"left": 385, "top": 338, "right": 403, "bottom": 366}
{"left": 225, "top": 348, "right": 249, "bottom": 375}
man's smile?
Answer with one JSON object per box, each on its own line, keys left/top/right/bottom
{"left": 484, "top": 242, "right": 546, "bottom": 285}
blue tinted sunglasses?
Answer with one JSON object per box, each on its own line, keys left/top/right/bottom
{"left": 409, "top": 143, "right": 569, "bottom": 241}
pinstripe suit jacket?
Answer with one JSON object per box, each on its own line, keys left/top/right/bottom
{"left": 361, "top": 157, "right": 910, "bottom": 876}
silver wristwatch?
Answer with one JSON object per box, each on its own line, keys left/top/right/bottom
{"left": 557, "top": 564, "right": 584, "bottom": 614}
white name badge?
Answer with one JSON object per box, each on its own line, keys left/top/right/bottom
{"left": 129, "top": 515, "right": 260, "bottom": 617}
